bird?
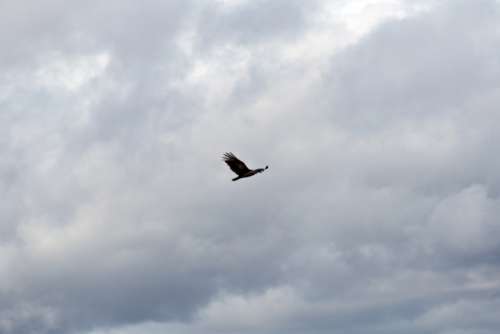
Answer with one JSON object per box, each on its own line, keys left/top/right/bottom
{"left": 222, "top": 152, "right": 268, "bottom": 181}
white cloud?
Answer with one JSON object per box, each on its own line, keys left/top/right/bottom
{"left": 35, "top": 52, "right": 110, "bottom": 92}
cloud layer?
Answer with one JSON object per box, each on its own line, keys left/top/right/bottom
{"left": 2, "top": 1, "right": 500, "bottom": 333}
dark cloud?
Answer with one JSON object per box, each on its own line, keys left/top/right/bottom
{"left": 197, "top": 0, "right": 320, "bottom": 47}
{"left": 1, "top": 1, "right": 500, "bottom": 334}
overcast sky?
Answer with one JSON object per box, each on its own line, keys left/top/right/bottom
{"left": 2, "top": 0, "right": 500, "bottom": 333}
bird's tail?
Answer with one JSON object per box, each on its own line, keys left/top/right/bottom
{"left": 232, "top": 176, "right": 240, "bottom": 181}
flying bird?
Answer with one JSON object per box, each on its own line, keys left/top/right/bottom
{"left": 222, "top": 152, "right": 268, "bottom": 181}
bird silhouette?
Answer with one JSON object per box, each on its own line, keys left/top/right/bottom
{"left": 222, "top": 152, "right": 268, "bottom": 181}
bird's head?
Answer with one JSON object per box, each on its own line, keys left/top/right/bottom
{"left": 256, "top": 166, "right": 269, "bottom": 173}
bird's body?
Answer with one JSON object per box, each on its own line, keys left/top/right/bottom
{"left": 222, "top": 152, "right": 268, "bottom": 181}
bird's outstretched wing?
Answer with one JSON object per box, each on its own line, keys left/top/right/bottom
{"left": 222, "top": 152, "right": 251, "bottom": 176}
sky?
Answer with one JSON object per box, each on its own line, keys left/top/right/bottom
{"left": 1, "top": 0, "right": 500, "bottom": 333}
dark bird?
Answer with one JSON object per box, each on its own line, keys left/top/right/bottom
{"left": 222, "top": 152, "right": 268, "bottom": 181}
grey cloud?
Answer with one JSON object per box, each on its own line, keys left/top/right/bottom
{"left": 324, "top": 1, "right": 500, "bottom": 126}
{"left": 197, "top": 0, "right": 320, "bottom": 47}
{"left": 314, "top": 0, "right": 500, "bottom": 195}
{"left": 1, "top": 0, "right": 500, "bottom": 334}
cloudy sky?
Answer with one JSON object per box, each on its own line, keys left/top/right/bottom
{"left": 2, "top": 0, "right": 500, "bottom": 333}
